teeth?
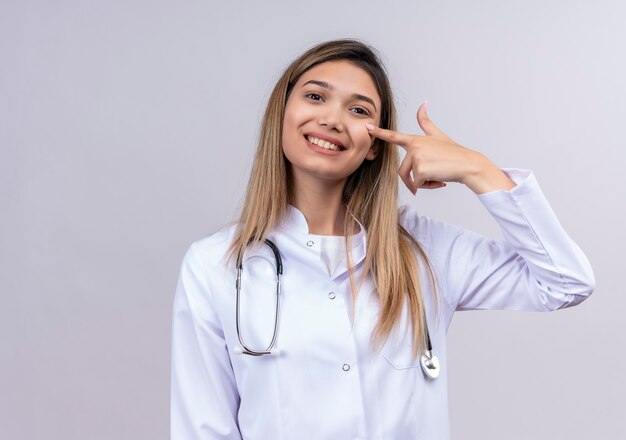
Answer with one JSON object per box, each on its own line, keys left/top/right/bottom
{"left": 307, "top": 135, "right": 341, "bottom": 151}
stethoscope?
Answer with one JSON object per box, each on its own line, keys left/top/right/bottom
{"left": 233, "top": 238, "right": 440, "bottom": 380}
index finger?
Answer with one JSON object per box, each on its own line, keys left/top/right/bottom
{"left": 365, "top": 123, "right": 416, "bottom": 150}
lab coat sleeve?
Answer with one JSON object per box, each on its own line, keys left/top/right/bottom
{"left": 171, "top": 242, "right": 242, "bottom": 439}
{"left": 409, "top": 168, "right": 595, "bottom": 312}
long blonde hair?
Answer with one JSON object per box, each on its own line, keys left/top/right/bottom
{"left": 228, "top": 38, "right": 438, "bottom": 360}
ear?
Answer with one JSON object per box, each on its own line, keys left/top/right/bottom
{"left": 365, "top": 139, "right": 380, "bottom": 161}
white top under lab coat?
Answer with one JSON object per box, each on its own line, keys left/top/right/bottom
{"left": 170, "top": 168, "right": 595, "bottom": 440}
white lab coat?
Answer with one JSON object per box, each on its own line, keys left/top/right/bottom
{"left": 170, "top": 168, "right": 595, "bottom": 440}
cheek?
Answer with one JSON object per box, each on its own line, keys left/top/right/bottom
{"left": 282, "top": 104, "right": 304, "bottom": 144}
{"left": 281, "top": 112, "right": 296, "bottom": 150}
{"left": 353, "top": 131, "right": 374, "bottom": 154}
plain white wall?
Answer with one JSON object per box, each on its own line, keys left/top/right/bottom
{"left": 1, "top": 0, "right": 624, "bottom": 439}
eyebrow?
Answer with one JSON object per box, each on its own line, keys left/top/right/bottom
{"left": 302, "top": 79, "right": 377, "bottom": 112}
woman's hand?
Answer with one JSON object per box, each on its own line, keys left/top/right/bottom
{"left": 365, "top": 102, "right": 516, "bottom": 195}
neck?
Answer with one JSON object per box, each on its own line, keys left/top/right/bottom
{"left": 289, "top": 171, "right": 354, "bottom": 236}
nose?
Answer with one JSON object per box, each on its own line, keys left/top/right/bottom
{"left": 318, "top": 105, "right": 345, "bottom": 132}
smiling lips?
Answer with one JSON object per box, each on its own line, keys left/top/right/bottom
{"left": 305, "top": 134, "right": 346, "bottom": 152}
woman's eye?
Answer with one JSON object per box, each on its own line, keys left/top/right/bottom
{"left": 305, "top": 92, "right": 323, "bottom": 101}
{"left": 305, "top": 93, "right": 370, "bottom": 116}
{"left": 351, "top": 107, "right": 370, "bottom": 116}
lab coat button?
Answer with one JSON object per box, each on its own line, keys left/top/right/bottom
{"left": 342, "top": 363, "right": 350, "bottom": 371}
{"left": 328, "top": 292, "right": 336, "bottom": 299}
{"left": 306, "top": 240, "right": 314, "bottom": 247}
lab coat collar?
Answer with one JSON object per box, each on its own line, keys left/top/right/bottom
{"left": 280, "top": 204, "right": 366, "bottom": 237}
{"left": 277, "top": 204, "right": 368, "bottom": 278}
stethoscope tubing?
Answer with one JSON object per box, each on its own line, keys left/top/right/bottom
{"left": 233, "top": 238, "right": 440, "bottom": 379}
{"left": 235, "top": 239, "right": 283, "bottom": 356}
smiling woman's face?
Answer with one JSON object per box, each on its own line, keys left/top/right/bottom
{"left": 282, "top": 60, "right": 382, "bottom": 183}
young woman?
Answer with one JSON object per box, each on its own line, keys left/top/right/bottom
{"left": 170, "top": 39, "right": 595, "bottom": 439}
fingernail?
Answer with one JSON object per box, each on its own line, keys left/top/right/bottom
{"left": 423, "top": 100, "right": 429, "bottom": 113}
{"left": 365, "top": 123, "right": 375, "bottom": 131}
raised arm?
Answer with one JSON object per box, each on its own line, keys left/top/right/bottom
{"left": 454, "top": 168, "right": 594, "bottom": 311}
{"left": 368, "top": 101, "right": 595, "bottom": 312}
{"left": 402, "top": 169, "right": 595, "bottom": 312}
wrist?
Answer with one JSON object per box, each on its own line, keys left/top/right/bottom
{"left": 462, "top": 154, "right": 517, "bottom": 195}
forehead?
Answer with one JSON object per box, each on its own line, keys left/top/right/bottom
{"left": 296, "top": 60, "right": 381, "bottom": 104}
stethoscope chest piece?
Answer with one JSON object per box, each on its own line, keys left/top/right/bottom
{"left": 420, "top": 351, "right": 440, "bottom": 379}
